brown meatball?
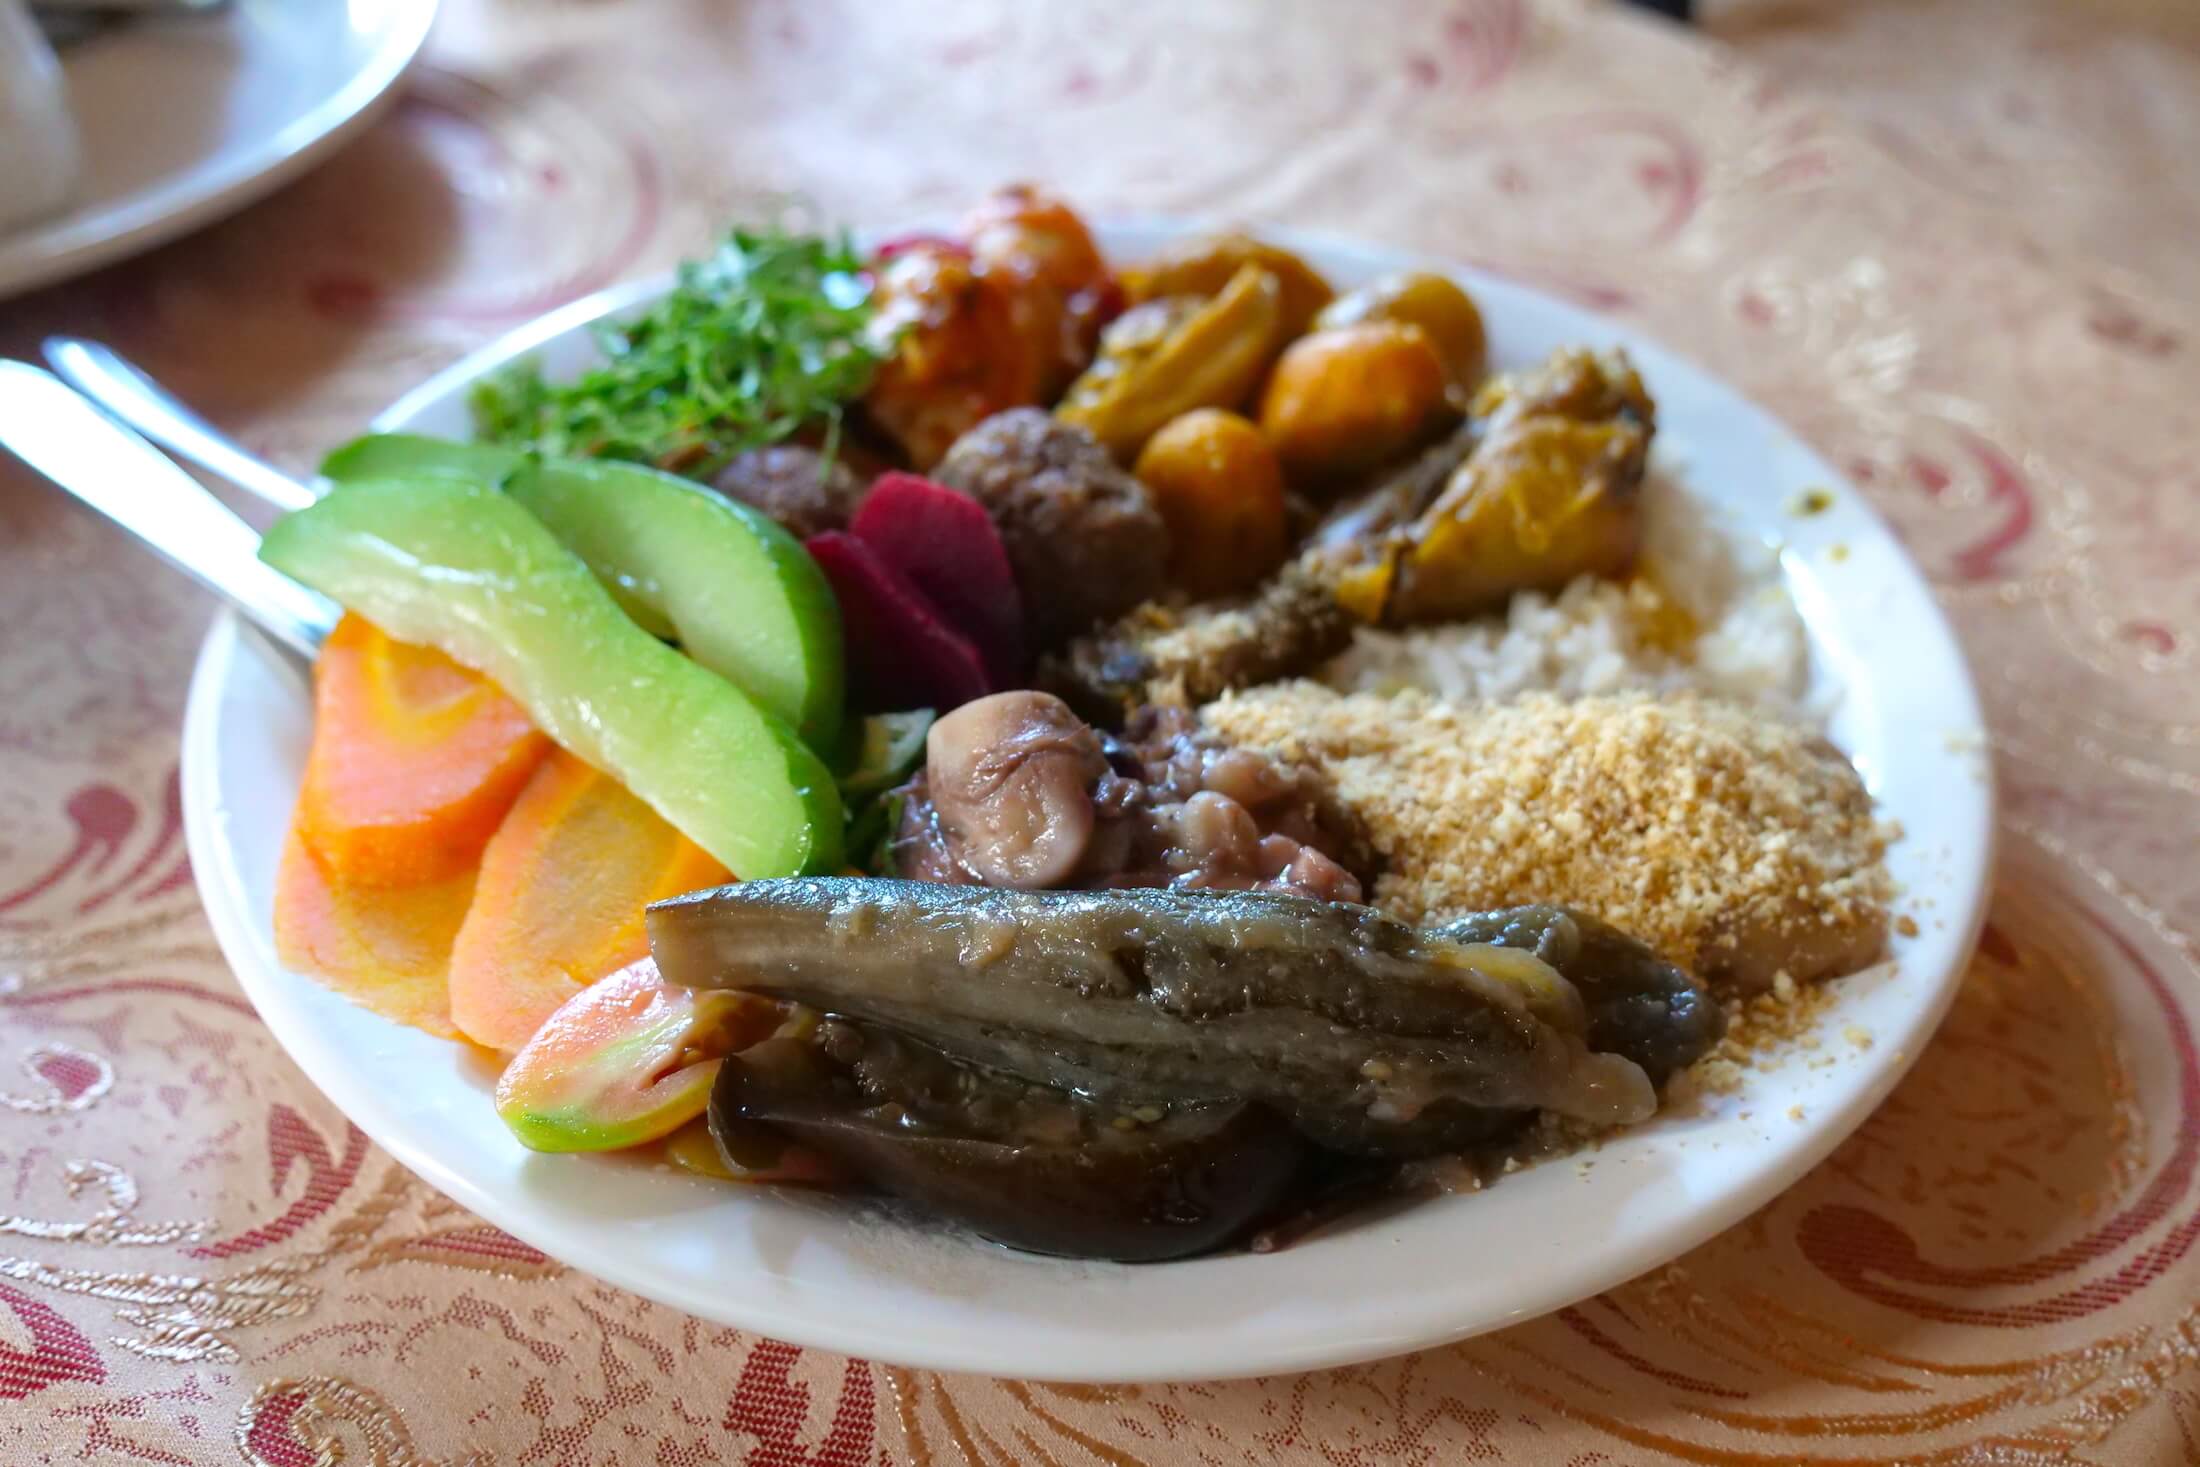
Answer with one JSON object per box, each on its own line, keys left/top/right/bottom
{"left": 932, "top": 409, "right": 1169, "bottom": 648}
{"left": 708, "top": 446, "right": 863, "bottom": 540}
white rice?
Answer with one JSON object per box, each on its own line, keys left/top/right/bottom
{"left": 1320, "top": 474, "right": 1813, "bottom": 718}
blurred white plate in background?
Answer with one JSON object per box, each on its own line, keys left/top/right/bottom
{"left": 0, "top": 0, "right": 437, "bottom": 301}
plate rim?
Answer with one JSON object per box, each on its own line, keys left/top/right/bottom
{"left": 0, "top": 0, "right": 441, "bottom": 302}
{"left": 180, "top": 220, "right": 1996, "bottom": 1380}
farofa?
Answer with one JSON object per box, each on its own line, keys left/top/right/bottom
{"left": 1202, "top": 684, "right": 1891, "bottom": 992}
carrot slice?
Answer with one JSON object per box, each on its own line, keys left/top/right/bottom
{"left": 448, "top": 750, "right": 730, "bottom": 1052}
{"left": 298, "top": 614, "right": 550, "bottom": 887}
{"left": 272, "top": 829, "right": 473, "bottom": 1039}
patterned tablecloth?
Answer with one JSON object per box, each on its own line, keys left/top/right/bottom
{"left": 5, "top": 1, "right": 2199, "bottom": 1460}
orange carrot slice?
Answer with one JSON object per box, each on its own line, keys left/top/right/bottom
{"left": 272, "top": 829, "right": 474, "bottom": 1038}
{"left": 449, "top": 750, "right": 730, "bottom": 1052}
{"left": 298, "top": 614, "right": 550, "bottom": 887}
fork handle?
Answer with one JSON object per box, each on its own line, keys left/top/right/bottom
{"left": 0, "top": 361, "right": 335, "bottom": 659}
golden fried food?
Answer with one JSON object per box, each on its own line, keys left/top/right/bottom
{"left": 862, "top": 241, "right": 1045, "bottom": 469}
{"left": 1257, "top": 323, "right": 1452, "bottom": 485}
{"left": 1332, "top": 347, "right": 1653, "bottom": 624}
{"left": 1133, "top": 408, "right": 1289, "bottom": 598}
{"left": 963, "top": 184, "right": 1116, "bottom": 397}
{"left": 1123, "top": 231, "right": 1335, "bottom": 338}
{"left": 1314, "top": 271, "right": 1487, "bottom": 392}
{"left": 1057, "top": 263, "right": 1286, "bottom": 462}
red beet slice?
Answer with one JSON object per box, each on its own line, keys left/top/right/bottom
{"left": 805, "top": 531, "right": 992, "bottom": 715}
{"left": 850, "top": 472, "right": 1026, "bottom": 683}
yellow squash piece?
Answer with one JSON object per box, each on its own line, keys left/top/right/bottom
{"left": 1056, "top": 263, "right": 1286, "bottom": 463}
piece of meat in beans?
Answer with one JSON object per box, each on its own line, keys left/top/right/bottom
{"left": 893, "top": 696, "right": 1364, "bottom": 903}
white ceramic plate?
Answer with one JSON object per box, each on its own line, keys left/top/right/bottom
{"left": 182, "top": 221, "right": 1994, "bottom": 1382}
{"left": 0, "top": 0, "right": 437, "bottom": 301}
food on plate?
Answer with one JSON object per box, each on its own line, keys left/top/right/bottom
{"left": 706, "top": 443, "right": 866, "bottom": 540}
{"left": 0, "top": 0, "right": 78, "bottom": 233}
{"left": 1203, "top": 687, "right": 1889, "bottom": 991}
{"left": 847, "top": 472, "right": 1027, "bottom": 685}
{"left": 1057, "top": 262, "right": 1288, "bottom": 463}
{"left": 493, "top": 959, "right": 771, "bottom": 1152}
{"left": 1133, "top": 408, "right": 1289, "bottom": 598}
{"left": 649, "top": 880, "right": 1717, "bottom": 1155}
{"left": 293, "top": 614, "right": 549, "bottom": 887}
{"left": 805, "top": 531, "right": 994, "bottom": 715}
{"left": 1122, "top": 231, "right": 1335, "bottom": 339}
{"left": 324, "top": 436, "right": 845, "bottom": 744}
{"left": 1330, "top": 347, "right": 1653, "bottom": 623}
{"left": 273, "top": 830, "right": 477, "bottom": 1040}
{"left": 860, "top": 184, "right": 1120, "bottom": 468}
{"left": 448, "top": 750, "right": 729, "bottom": 1052}
{"left": 899, "top": 691, "right": 1104, "bottom": 889}
{"left": 260, "top": 476, "right": 842, "bottom": 878}
{"left": 255, "top": 187, "right": 1899, "bottom": 1262}
{"left": 862, "top": 237, "right": 1042, "bottom": 469}
{"left": 962, "top": 183, "right": 1119, "bottom": 398}
{"left": 1043, "top": 562, "right": 1355, "bottom": 722}
{"left": 1313, "top": 270, "right": 1489, "bottom": 391}
{"left": 932, "top": 408, "right": 1170, "bottom": 645}
{"left": 893, "top": 697, "right": 1369, "bottom": 901}
{"left": 273, "top": 613, "right": 545, "bottom": 1039}
{"left": 711, "top": 1019, "right": 1303, "bottom": 1261}
{"left": 1258, "top": 322, "right": 1455, "bottom": 484}
{"left": 468, "top": 226, "right": 886, "bottom": 475}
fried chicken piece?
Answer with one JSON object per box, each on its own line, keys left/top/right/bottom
{"left": 1328, "top": 347, "right": 1655, "bottom": 625}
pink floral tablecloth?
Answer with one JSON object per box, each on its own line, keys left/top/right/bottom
{"left": 5, "top": 1, "right": 2200, "bottom": 1460}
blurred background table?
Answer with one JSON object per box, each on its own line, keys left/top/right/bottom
{"left": 4, "top": 1, "right": 2198, "bottom": 1461}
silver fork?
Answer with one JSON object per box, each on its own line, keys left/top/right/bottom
{"left": 43, "top": 337, "right": 317, "bottom": 511}
{"left": 0, "top": 359, "right": 335, "bottom": 656}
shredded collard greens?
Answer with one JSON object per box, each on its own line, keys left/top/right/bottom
{"left": 469, "top": 226, "right": 886, "bottom": 476}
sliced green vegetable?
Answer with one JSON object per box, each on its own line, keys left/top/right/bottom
{"left": 508, "top": 460, "right": 843, "bottom": 748}
{"left": 839, "top": 709, "right": 934, "bottom": 796}
{"left": 321, "top": 432, "right": 527, "bottom": 487}
{"left": 836, "top": 711, "right": 930, "bottom": 876}
{"left": 323, "top": 434, "right": 844, "bottom": 745}
{"left": 494, "top": 959, "right": 762, "bottom": 1152}
{"left": 261, "top": 476, "right": 843, "bottom": 877}
{"left": 324, "top": 434, "right": 676, "bottom": 637}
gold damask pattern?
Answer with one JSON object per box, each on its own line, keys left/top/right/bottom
{"left": 3, "top": 0, "right": 2198, "bottom": 1461}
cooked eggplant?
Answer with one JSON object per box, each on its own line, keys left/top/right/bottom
{"left": 650, "top": 879, "right": 1716, "bottom": 1158}
{"left": 1431, "top": 905, "right": 1726, "bottom": 1086}
{"left": 710, "top": 1021, "right": 1304, "bottom": 1261}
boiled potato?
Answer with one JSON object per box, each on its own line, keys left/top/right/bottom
{"left": 1315, "top": 271, "right": 1486, "bottom": 390}
{"left": 1133, "top": 409, "right": 1288, "bottom": 598}
{"left": 1257, "top": 322, "right": 1450, "bottom": 485}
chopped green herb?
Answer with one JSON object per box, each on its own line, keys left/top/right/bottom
{"left": 469, "top": 226, "right": 889, "bottom": 476}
